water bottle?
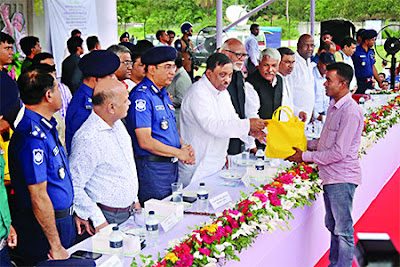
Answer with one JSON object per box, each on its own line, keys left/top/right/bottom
{"left": 255, "top": 158, "right": 265, "bottom": 182}
{"left": 359, "top": 96, "right": 365, "bottom": 106}
{"left": 197, "top": 183, "right": 209, "bottom": 213}
{"left": 109, "top": 226, "right": 124, "bottom": 260}
{"left": 255, "top": 149, "right": 264, "bottom": 160}
{"left": 145, "top": 211, "right": 159, "bottom": 248}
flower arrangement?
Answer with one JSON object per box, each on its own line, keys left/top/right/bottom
{"left": 132, "top": 163, "right": 321, "bottom": 267}
{"left": 360, "top": 95, "right": 400, "bottom": 155}
{"left": 366, "top": 89, "right": 400, "bottom": 95}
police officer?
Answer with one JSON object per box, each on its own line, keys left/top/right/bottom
{"left": 65, "top": 50, "right": 120, "bottom": 154}
{"left": 175, "top": 22, "right": 196, "bottom": 80}
{"left": 126, "top": 46, "right": 195, "bottom": 205}
{"left": 352, "top": 29, "right": 383, "bottom": 94}
{"left": 8, "top": 66, "right": 75, "bottom": 265}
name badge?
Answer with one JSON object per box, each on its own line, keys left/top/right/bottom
{"left": 53, "top": 146, "right": 59, "bottom": 156}
{"left": 155, "top": 105, "right": 165, "bottom": 111}
{"left": 58, "top": 167, "right": 65, "bottom": 180}
{"left": 209, "top": 192, "right": 232, "bottom": 210}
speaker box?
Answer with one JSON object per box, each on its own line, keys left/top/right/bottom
{"left": 320, "top": 19, "right": 356, "bottom": 48}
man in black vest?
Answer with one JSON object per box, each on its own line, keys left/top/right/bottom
{"left": 246, "top": 48, "right": 283, "bottom": 148}
{"left": 221, "top": 38, "right": 250, "bottom": 155}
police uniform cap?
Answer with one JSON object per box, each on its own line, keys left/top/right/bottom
{"left": 141, "top": 46, "right": 177, "bottom": 66}
{"left": 78, "top": 50, "right": 120, "bottom": 77}
{"left": 180, "top": 22, "right": 193, "bottom": 34}
{"left": 120, "top": 32, "right": 130, "bottom": 39}
{"left": 119, "top": 41, "right": 135, "bottom": 53}
{"left": 319, "top": 52, "right": 336, "bottom": 64}
{"left": 362, "top": 29, "right": 377, "bottom": 40}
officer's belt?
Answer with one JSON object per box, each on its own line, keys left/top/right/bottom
{"left": 54, "top": 205, "right": 74, "bottom": 219}
{"left": 135, "top": 155, "right": 178, "bottom": 163}
{"left": 97, "top": 203, "right": 131, "bottom": 213}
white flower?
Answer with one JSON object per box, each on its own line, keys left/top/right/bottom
{"left": 193, "top": 251, "right": 203, "bottom": 259}
{"left": 216, "top": 220, "right": 223, "bottom": 227}
{"left": 204, "top": 263, "right": 217, "bottom": 267}
{"left": 215, "top": 244, "right": 225, "bottom": 252}
{"left": 222, "top": 242, "right": 232, "bottom": 248}
{"left": 194, "top": 232, "right": 203, "bottom": 243}
{"left": 231, "top": 229, "right": 246, "bottom": 239}
{"left": 215, "top": 212, "right": 223, "bottom": 217}
{"left": 166, "top": 238, "right": 181, "bottom": 249}
{"left": 206, "top": 256, "right": 217, "bottom": 263}
{"left": 281, "top": 199, "right": 294, "bottom": 210}
{"left": 298, "top": 186, "right": 309, "bottom": 196}
{"left": 213, "top": 251, "right": 225, "bottom": 259}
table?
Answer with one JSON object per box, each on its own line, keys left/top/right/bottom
{"left": 67, "top": 123, "right": 400, "bottom": 266}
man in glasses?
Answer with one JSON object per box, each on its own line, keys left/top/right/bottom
{"left": 126, "top": 46, "right": 195, "bottom": 205}
{"left": 107, "top": 44, "right": 133, "bottom": 84}
{"left": 220, "top": 38, "right": 259, "bottom": 155}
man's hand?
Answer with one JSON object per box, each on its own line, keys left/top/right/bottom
{"left": 133, "top": 202, "right": 141, "bottom": 210}
{"left": 0, "top": 116, "right": 10, "bottom": 135}
{"left": 7, "top": 225, "right": 17, "bottom": 248}
{"left": 285, "top": 147, "right": 304, "bottom": 163}
{"left": 74, "top": 216, "right": 95, "bottom": 236}
{"left": 249, "top": 129, "right": 267, "bottom": 143}
{"left": 249, "top": 118, "right": 266, "bottom": 132}
{"left": 48, "top": 246, "right": 68, "bottom": 260}
{"left": 299, "top": 112, "right": 307, "bottom": 122}
{"left": 95, "top": 221, "right": 109, "bottom": 233}
{"left": 178, "top": 144, "right": 195, "bottom": 164}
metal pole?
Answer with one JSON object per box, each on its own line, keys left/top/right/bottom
{"left": 216, "top": 0, "right": 223, "bottom": 48}
{"left": 310, "top": 0, "right": 315, "bottom": 37}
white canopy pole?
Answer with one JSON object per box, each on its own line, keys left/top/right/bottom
{"left": 310, "top": 0, "right": 315, "bottom": 37}
{"left": 216, "top": 0, "right": 223, "bottom": 48}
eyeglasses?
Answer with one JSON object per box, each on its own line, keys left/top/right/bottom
{"left": 122, "top": 61, "right": 133, "bottom": 66}
{"left": 156, "top": 64, "right": 177, "bottom": 72}
{"left": 224, "top": 50, "right": 248, "bottom": 60}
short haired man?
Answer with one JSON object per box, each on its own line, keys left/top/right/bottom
{"left": 9, "top": 67, "right": 76, "bottom": 265}
{"left": 156, "top": 30, "right": 169, "bottom": 46}
{"left": 167, "top": 30, "right": 175, "bottom": 46}
{"left": 175, "top": 22, "right": 196, "bottom": 80}
{"left": 70, "top": 79, "right": 139, "bottom": 232}
{"left": 61, "top": 36, "right": 84, "bottom": 94}
{"left": 221, "top": 38, "right": 260, "bottom": 154}
{"left": 382, "top": 80, "right": 389, "bottom": 90}
{"left": 71, "top": 29, "right": 81, "bottom": 38}
{"left": 179, "top": 53, "right": 266, "bottom": 186}
{"left": 352, "top": 29, "right": 382, "bottom": 93}
{"left": 107, "top": 44, "right": 133, "bottom": 83}
{"left": 277, "top": 47, "right": 307, "bottom": 122}
{"left": 287, "top": 62, "right": 364, "bottom": 267}
{"left": 86, "top": 36, "right": 100, "bottom": 52}
{"left": 245, "top": 23, "right": 260, "bottom": 75}
{"left": 335, "top": 37, "right": 357, "bottom": 93}
{"left": 313, "top": 52, "right": 336, "bottom": 121}
{"left": 287, "top": 34, "right": 315, "bottom": 123}
{"left": 126, "top": 46, "right": 195, "bottom": 204}
{"left": 20, "top": 36, "right": 41, "bottom": 73}
{"left": 0, "top": 32, "right": 19, "bottom": 135}
{"left": 65, "top": 50, "right": 120, "bottom": 154}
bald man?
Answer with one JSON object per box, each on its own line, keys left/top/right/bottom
{"left": 69, "top": 79, "right": 140, "bottom": 233}
{"left": 221, "top": 38, "right": 258, "bottom": 154}
{"left": 286, "top": 34, "right": 315, "bottom": 123}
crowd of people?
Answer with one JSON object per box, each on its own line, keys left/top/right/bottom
{"left": 0, "top": 16, "right": 399, "bottom": 266}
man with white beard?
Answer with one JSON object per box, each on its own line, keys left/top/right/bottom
{"left": 220, "top": 38, "right": 259, "bottom": 155}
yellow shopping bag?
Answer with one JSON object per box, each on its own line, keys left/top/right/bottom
{"left": 0, "top": 129, "right": 12, "bottom": 181}
{"left": 265, "top": 106, "right": 307, "bottom": 159}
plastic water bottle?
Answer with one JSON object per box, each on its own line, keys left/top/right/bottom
{"left": 109, "top": 226, "right": 124, "bottom": 260}
{"left": 359, "top": 96, "right": 365, "bottom": 106}
{"left": 197, "top": 183, "right": 209, "bottom": 213}
{"left": 255, "top": 149, "right": 264, "bottom": 160}
{"left": 255, "top": 158, "right": 265, "bottom": 182}
{"left": 145, "top": 211, "right": 159, "bottom": 248}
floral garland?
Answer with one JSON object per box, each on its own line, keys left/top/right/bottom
{"left": 360, "top": 95, "right": 400, "bottom": 155}
{"left": 366, "top": 89, "right": 400, "bottom": 95}
{"left": 132, "top": 163, "right": 321, "bottom": 267}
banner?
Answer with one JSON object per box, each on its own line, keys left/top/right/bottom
{"left": 44, "top": 0, "right": 98, "bottom": 76}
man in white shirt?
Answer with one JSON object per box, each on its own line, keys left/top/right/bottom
{"left": 335, "top": 37, "right": 357, "bottom": 93}
{"left": 277, "top": 47, "right": 307, "bottom": 122}
{"left": 156, "top": 30, "right": 169, "bottom": 46}
{"left": 287, "top": 34, "right": 315, "bottom": 124}
{"left": 179, "top": 53, "right": 266, "bottom": 186}
{"left": 70, "top": 79, "right": 139, "bottom": 233}
{"left": 245, "top": 24, "right": 260, "bottom": 75}
{"left": 313, "top": 52, "right": 336, "bottom": 121}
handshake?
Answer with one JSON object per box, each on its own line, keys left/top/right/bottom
{"left": 249, "top": 118, "right": 268, "bottom": 143}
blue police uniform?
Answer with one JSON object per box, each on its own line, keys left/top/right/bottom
{"left": 352, "top": 44, "right": 376, "bottom": 94}
{"left": 65, "top": 83, "right": 93, "bottom": 154}
{"left": 126, "top": 77, "right": 180, "bottom": 204}
{"left": 9, "top": 109, "right": 75, "bottom": 265}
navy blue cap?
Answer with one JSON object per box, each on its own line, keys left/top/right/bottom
{"left": 180, "top": 22, "right": 193, "bottom": 34}
{"left": 319, "top": 52, "right": 335, "bottom": 64}
{"left": 362, "top": 29, "right": 378, "bottom": 40}
{"left": 78, "top": 50, "right": 120, "bottom": 77}
{"left": 141, "top": 46, "right": 177, "bottom": 66}
{"left": 120, "top": 32, "right": 129, "bottom": 39}
{"left": 119, "top": 41, "right": 135, "bottom": 53}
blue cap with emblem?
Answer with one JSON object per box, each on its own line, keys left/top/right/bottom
{"left": 362, "top": 29, "right": 378, "bottom": 40}
{"left": 78, "top": 50, "right": 120, "bottom": 77}
{"left": 180, "top": 22, "right": 193, "bottom": 34}
{"left": 141, "top": 46, "right": 177, "bottom": 66}
{"left": 319, "top": 52, "right": 336, "bottom": 64}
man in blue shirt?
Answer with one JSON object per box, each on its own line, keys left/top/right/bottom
{"left": 8, "top": 66, "right": 75, "bottom": 265}
{"left": 65, "top": 50, "right": 120, "bottom": 154}
{"left": 352, "top": 29, "right": 383, "bottom": 94}
{"left": 126, "top": 46, "right": 195, "bottom": 205}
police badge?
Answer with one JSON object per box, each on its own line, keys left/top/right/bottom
{"left": 33, "top": 149, "right": 44, "bottom": 165}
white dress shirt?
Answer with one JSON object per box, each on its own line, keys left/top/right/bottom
{"left": 245, "top": 34, "right": 260, "bottom": 67}
{"left": 179, "top": 75, "right": 250, "bottom": 185}
{"left": 286, "top": 51, "right": 315, "bottom": 123}
{"left": 339, "top": 50, "right": 357, "bottom": 92}
{"left": 313, "top": 66, "right": 329, "bottom": 118}
{"left": 69, "top": 112, "right": 139, "bottom": 227}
